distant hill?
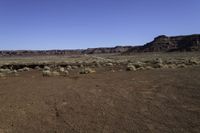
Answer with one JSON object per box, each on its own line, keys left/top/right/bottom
{"left": 124, "top": 34, "right": 200, "bottom": 54}
{"left": 0, "top": 50, "right": 83, "bottom": 56}
{"left": 0, "top": 34, "right": 199, "bottom": 56}
{"left": 82, "top": 46, "right": 133, "bottom": 54}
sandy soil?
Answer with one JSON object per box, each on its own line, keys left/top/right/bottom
{"left": 0, "top": 67, "right": 200, "bottom": 133}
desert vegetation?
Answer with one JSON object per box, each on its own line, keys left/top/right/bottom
{"left": 0, "top": 52, "right": 199, "bottom": 77}
{"left": 0, "top": 52, "right": 200, "bottom": 132}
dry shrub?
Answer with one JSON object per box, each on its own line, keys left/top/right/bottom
{"left": 63, "top": 70, "right": 69, "bottom": 76}
{"left": 23, "top": 67, "right": 30, "bottom": 71}
{"left": 189, "top": 58, "right": 199, "bottom": 65}
{"left": 52, "top": 71, "right": 60, "bottom": 76}
{"left": 126, "top": 63, "right": 136, "bottom": 71}
{"left": 59, "top": 67, "right": 65, "bottom": 72}
{"left": 177, "top": 64, "right": 187, "bottom": 68}
{"left": 145, "top": 66, "right": 154, "bottom": 70}
{"left": 80, "top": 68, "right": 96, "bottom": 74}
{"left": 106, "top": 63, "right": 113, "bottom": 67}
{"left": 43, "top": 70, "right": 51, "bottom": 77}
{"left": 44, "top": 66, "right": 51, "bottom": 71}
{"left": 0, "top": 73, "right": 5, "bottom": 77}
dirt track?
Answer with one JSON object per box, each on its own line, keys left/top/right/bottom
{"left": 0, "top": 67, "right": 200, "bottom": 133}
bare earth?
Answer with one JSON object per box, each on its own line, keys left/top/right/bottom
{"left": 0, "top": 66, "right": 200, "bottom": 133}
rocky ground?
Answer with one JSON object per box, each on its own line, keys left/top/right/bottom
{"left": 0, "top": 53, "right": 200, "bottom": 133}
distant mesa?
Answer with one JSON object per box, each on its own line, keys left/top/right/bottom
{"left": 124, "top": 34, "right": 200, "bottom": 54}
{"left": 82, "top": 46, "right": 133, "bottom": 54}
{"left": 0, "top": 34, "right": 200, "bottom": 56}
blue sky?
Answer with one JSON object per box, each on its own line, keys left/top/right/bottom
{"left": 0, "top": 0, "right": 199, "bottom": 50}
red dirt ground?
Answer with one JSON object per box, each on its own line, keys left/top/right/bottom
{"left": 0, "top": 67, "right": 200, "bottom": 133}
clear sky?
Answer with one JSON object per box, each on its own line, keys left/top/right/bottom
{"left": 0, "top": 0, "right": 199, "bottom": 50}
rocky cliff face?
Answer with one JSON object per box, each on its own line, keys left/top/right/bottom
{"left": 176, "top": 35, "right": 200, "bottom": 51}
{"left": 125, "top": 34, "right": 200, "bottom": 54}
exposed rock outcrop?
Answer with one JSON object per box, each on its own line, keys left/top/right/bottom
{"left": 124, "top": 34, "right": 200, "bottom": 54}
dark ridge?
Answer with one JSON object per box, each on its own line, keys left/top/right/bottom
{"left": 124, "top": 34, "right": 200, "bottom": 54}
{"left": 0, "top": 34, "right": 199, "bottom": 56}
{"left": 82, "top": 46, "right": 133, "bottom": 54}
